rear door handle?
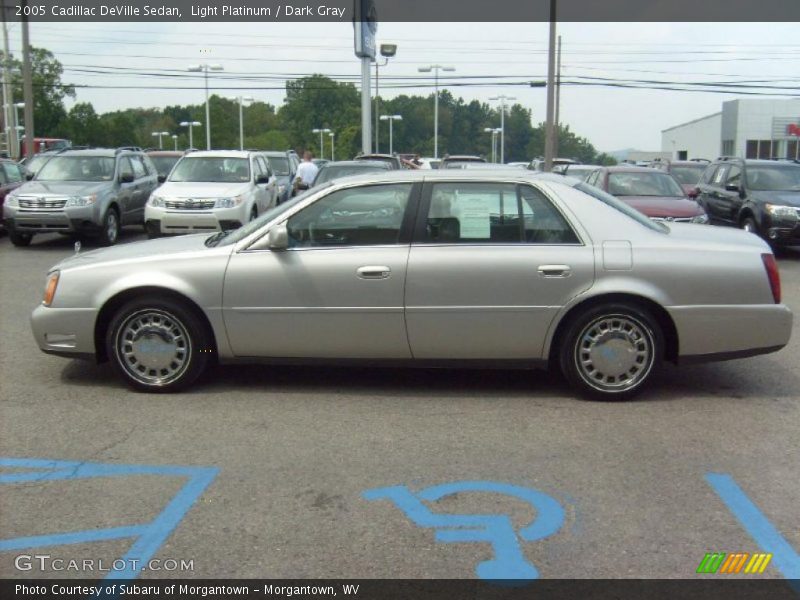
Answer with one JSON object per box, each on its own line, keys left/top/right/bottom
{"left": 357, "top": 265, "right": 391, "bottom": 280}
{"left": 538, "top": 264, "right": 571, "bottom": 278}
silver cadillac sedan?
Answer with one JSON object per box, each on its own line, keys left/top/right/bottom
{"left": 31, "top": 170, "right": 792, "bottom": 400}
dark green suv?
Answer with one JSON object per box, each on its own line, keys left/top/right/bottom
{"left": 2, "top": 147, "right": 158, "bottom": 247}
{"left": 695, "top": 157, "right": 800, "bottom": 246}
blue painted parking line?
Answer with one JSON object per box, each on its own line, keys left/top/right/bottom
{"left": 364, "top": 480, "right": 564, "bottom": 581}
{"left": 706, "top": 472, "right": 800, "bottom": 588}
{"left": 0, "top": 457, "right": 218, "bottom": 580}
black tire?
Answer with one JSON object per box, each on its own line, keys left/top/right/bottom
{"left": 250, "top": 205, "right": 258, "bottom": 221}
{"left": 9, "top": 230, "right": 32, "bottom": 247}
{"left": 105, "top": 297, "right": 214, "bottom": 393}
{"left": 98, "top": 207, "right": 121, "bottom": 246}
{"left": 558, "top": 302, "right": 663, "bottom": 401}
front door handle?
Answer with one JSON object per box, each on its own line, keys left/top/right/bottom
{"left": 538, "top": 264, "right": 571, "bottom": 278}
{"left": 357, "top": 265, "right": 391, "bottom": 280}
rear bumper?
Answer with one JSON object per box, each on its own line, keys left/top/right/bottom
{"left": 668, "top": 304, "right": 792, "bottom": 361}
{"left": 31, "top": 304, "right": 98, "bottom": 358}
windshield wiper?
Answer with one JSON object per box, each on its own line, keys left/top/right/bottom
{"left": 204, "top": 230, "right": 231, "bottom": 247}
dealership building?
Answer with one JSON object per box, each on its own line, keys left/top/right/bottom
{"left": 661, "top": 99, "right": 800, "bottom": 161}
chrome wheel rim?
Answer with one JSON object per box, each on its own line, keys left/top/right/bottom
{"left": 115, "top": 309, "right": 191, "bottom": 386}
{"left": 574, "top": 314, "right": 655, "bottom": 393}
{"left": 107, "top": 212, "right": 119, "bottom": 242}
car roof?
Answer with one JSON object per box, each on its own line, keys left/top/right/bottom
{"left": 259, "top": 151, "right": 291, "bottom": 157}
{"left": 318, "top": 168, "right": 582, "bottom": 187}
{"left": 146, "top": 150, "right": 183, "bottom": 157}
{"left": 184, "top": 150, "right": 253, "bottom": 158}
{"left": 604, "top": 165, "right": 667, "bottom": 173}
{"left": 321, "top": 160, "right": 390, "bottom": 168}
{"left": 57, "top": 148, "right": 120, "bottom": 157}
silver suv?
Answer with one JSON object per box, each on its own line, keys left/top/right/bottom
{"left": 3, "top": 147, "right": 158, "bottom": 247}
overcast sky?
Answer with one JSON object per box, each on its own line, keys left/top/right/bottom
{"left": 6, "top": 21, "right": 800, "bottom": 152}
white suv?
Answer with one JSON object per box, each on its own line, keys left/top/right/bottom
{"left": 145, "top": 150, "right": 277, "bottom": 237}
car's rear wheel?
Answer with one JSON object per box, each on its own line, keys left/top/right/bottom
{"left": 9, "top": 230, "right": 32, "bottom": 246}
{"left": 98, "top": 208, "right": 120, "bottom": 246}
{"left": 105, "top": 298, "right": 213, "bottom": 393}
{"left": 559, "top": 302, "right": 662, "bottom": 401}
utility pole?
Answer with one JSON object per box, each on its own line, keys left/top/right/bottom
{"left": 544, "top": 0, "right": 557, "bottom": 172}
{"left": 554, "top": 35, "right": 562, "bottom": 160}
{"left": 1, "top": 0, "right": 18, "bottom": 159}
{"left": 21, "top": 0, "right": 34, "bottom": 160}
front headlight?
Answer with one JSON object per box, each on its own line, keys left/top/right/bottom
{"left": 214, "top": 195, "right": 244, "bottom": 209}
{"left": 691, "top": 213, "right": 709, "bottom": 224}
{"left": 765, "top": 203, "right": 798, "bottom": 220}
{"left": 148, "top": 194, "right": 165, "bottom": 207}
{"left": 64, "top": 194, "right": 97, "bottom": 207}
{"left": 43, "top": 271, "right": 60, "bottom": 307}
{"left": 5, "top": 193, "right": 18, "bottom": 207}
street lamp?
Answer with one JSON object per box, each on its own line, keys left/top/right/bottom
{"left": 151, "top": 130, "right": 169, "bottom": 150}
{"left": 328, "top": 132, "right": 335, "bottom": 161}
{"left": 229, "top": 95, "right": 254, "bottom": 151}
{"left": 179, "top": 121, "right": 202, "bottom": 150}
{"left": 375, "top": 43, "right": 397, "bottom": 153}
{"left": 417, "top": 64, "right": 455, "bottom": 159}
{"left": 483, "top": 127, "right": 501, "bottom": 163}
{"left": 380, "top": 115, "right": 402, "bottom": 155}
{"left": 489, "top": 95, "right": 516, "bottom": 164}
{"left": 187, "top": 63, "right": 223, "bottom": 150}
{"left": 172, "top": 134, "right": 178, "bottom": 151}
{"left": 311, "top": 128, "right": 331, "bottom": 159}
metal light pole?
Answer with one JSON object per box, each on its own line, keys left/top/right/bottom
{"left": 554, "top": 35, "right": 562, "bottom": 160}
{"left": 489, "top": 95, "right": 516, "bottom": 164}
{"left": 312, "top": 128, "right": 331, "bottom": 159}
{"left": 418, "top": 64, "right": 455, "bottom": 159}
{"left": 230, "top": 95, "right": 254, "bottom": 151}
{"left": 1, "top": 3, "right": 18, "bottom": 159}
{"left": 374, "top": 44, "right": 397, "bottom": 153}
{"left": 179, "top": 121, "right": 201, "bottom": 150}
{"left": 544, "top": 0, "right": 558, "bottom": 171}
{"left": 484, "top": 127, "right": 501, "bottom": 163}
{"left": 151, "top": 131, "right": 169, "bottom": 150}
{"left": 188, "top": 63, "right": 223, "bottom": 150}
{"left": 329, "top": 132, "right": 335, "bottom": 161}
{"left": 172, "top": 134, "right": 178, "bottom": 151}
{"left": 380, "top": 115, "right": 402, "bottom": 154}
{"left": 21, "top": 7, "right": 34, "bottom": 160}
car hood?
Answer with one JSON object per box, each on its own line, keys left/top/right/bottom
{"left": 619, "top": 196, "right": 704, "bottom": 218}
{"left": 52, "top": 233, "right": 219, "bottom": 272}
{"left": 665, "top": 222, "right": 769, "bottom": 250}
{"left": 157, "top": 182, "right": 251, "bottom": 198}
{"left": 751, "top": 191, "right": 800, "bottom": 207}
{"left": 15, "top": 180, "right": 112, "bottom": 196}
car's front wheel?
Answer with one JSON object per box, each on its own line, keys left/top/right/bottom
{"left": 98, "top": 208, "right": 120, "bottom": 246}
{"left": 105, "top": 297, "right": 214, "bottom": 392}
{"left": 559, "top": 302, "right": 663, "bottom": 401}
{"left": 9, "top": 230, "right": 32, "bottom": 247}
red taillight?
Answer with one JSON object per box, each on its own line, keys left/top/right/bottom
{"left": 761, "top": 253, "right": 781, "bottom": 304}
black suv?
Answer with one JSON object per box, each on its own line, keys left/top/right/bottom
{"left": 695, "top": 157, "right": 800, "bottom": 246}
{"left": 3, "top": 147, "right": 158, "bottom": 246}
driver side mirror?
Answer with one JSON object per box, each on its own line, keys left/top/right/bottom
{"left": 724, "top": 183, "right": 740, "bottom": 193}
{"left": 256, "top": 174, "right": 270, "bottom": 184}
{"left": 687, "top": 188, "right": 699, "bottom": 198}
{"left": 119, "top": 172, "right": 134, "bottom": 184}
{"left": 25, "top": 172, "right": 34, "bottom": 180}
{"left": 267, "top": 224, "right": 289, "bottom": 251}
{"left": 157, "top": 174, "right": 166, "bottom": 183}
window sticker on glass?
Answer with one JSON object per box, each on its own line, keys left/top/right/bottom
{"left": 457, "top": 195, "right": 492, "bottom": 238}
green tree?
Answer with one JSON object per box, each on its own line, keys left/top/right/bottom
{"left": 64, "top": 102, "right": 100, "bottom": 145}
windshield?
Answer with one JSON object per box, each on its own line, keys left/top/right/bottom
{"left": 608, "top": 171, "right": 684, "bottom": 197}
{"left": 266, "top": 156, "right": 290, "bottom": 175}
{"left": 670, "top": 165, "right": 706, "bottom": 185}
{"left": 169, "top": 157, "right": 250, "bottom": 183}
{"left": 314, "top": 165, "right": 386, "bottom": 185}
{"left": 575, "top": 182, "right": 667, "bottom": 232}
{"left": 149, "top": 156, "right": 180, "bottom": 177}
{"left": 35, "top": 156, "right": 115, "bottom": 182}
{"left": 746, "top": 165, "right": 800, "bottom": 191}
{"left": 25, "top": 155, "right": 50, "bottom": 174}
{"left": 209, "top": 183, "right": 333, "bottom": 247}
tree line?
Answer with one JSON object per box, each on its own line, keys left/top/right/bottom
{"left": 3, "top": 48, "right": 616, "bottom": 165}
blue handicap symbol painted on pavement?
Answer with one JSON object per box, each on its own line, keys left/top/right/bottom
{"left": 363, "top": 480, "right": 564, "bottom": 581}
{"left": 0, "top": 457, "right": 218, "bottom": 580}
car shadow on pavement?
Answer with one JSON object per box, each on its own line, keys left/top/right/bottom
{"left": 2, "top": 230, "right": 146, "bottom": 251}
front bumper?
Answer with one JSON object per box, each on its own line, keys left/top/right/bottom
{"left": 31, "top": 304, "right": 99, "bottom": 359}
{"left": 669, "top": 303, "right": 793, "bottom": 361}
{"left": 3, "top": 205, "right": 101, "bottom": 235}
{"left": 145, "top": 203, "right": 247, "bottom": 235}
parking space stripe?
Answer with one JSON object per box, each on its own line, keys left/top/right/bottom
{"left": 706, "top": 473, "right": 800, "bottom": 585}
{"left": 0, "top": 525, "right": 148, "bottom": 552}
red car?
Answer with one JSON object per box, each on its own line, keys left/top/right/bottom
{"left": 584, "top": 165, "right": 709, "bottom": 223}
{"left": 0, "top": 159, "right": 26, "bottom": 230}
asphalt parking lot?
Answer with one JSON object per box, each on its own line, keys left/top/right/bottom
{"left": 1, "top": 230, "right": 798, "bottom": 583}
